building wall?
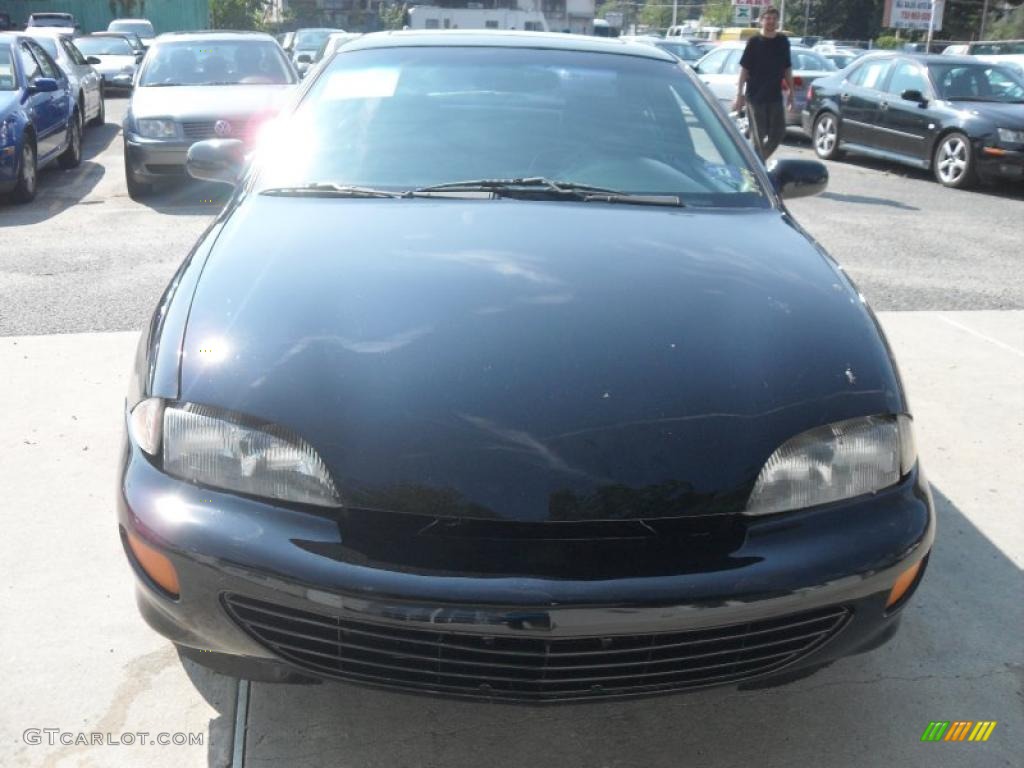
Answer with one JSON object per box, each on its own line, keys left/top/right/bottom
{"left": 3, "top": 0, "right": 209, "bottom": 34}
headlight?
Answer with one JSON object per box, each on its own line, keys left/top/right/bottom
{"left": 160, "top": 403, "right": 340, "bottom": 507}
{"left": 744, "top": 415, "right": 916, "bottom": 516}
{"left": 136, "top": 118, "right": 177, "bottom": 139}
{"left": 997, "top": 127, "right": 1024, "bottom": 145}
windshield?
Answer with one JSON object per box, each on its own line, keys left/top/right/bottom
{"left": 29, "top": 15, "right": 73, "bottom": 27}
{"left": 792, "top": 50, "right": 834, "bottom": 71}
{"left": 139, "top": 40, "right": 295, "bottom": 86}
{"left": 295, "top": 29, "right": 338, "bottom": 51}
{"left": 109, "top": 20, "right": 154, "bottom": 36}
{"left": 254, "top": 47, "right": 767, "bottom": 208}
{"left": 29, "top": 37, "right": 59, "bottom": 58}
{"left": 0, "top": 47, "right": 16, "bottom": 90}
{"left": 929, "top": 63, "right": 1024, "bottom": 102}
{"left": 655, "top": 42, "right": 702, "bottom": 61}
{"left": 76, "top": 37, "right": 134, "bottom": 56}
{"left": 968, "top": 41, "right": 1024, "bottom": 55}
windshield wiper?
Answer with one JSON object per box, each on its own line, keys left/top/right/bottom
{"left": 414, "top": 177, "right": 684, "bottom": 206}
{"left": 260, "top": 182, "right": 404, "bottom": 198}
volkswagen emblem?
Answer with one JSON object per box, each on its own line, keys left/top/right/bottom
{"left": 213, "top": 120, "right": 233, "bottom": 137}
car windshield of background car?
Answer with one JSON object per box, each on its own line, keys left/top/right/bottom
{"left": 930, "top": 64, "right": 1024, "bottom": 102}
{"left": 76, "top": 37, "right": 134, "bottom": 56}
{"left": 139, "top": 41, "right": 294, "bottom": 86}
{"left": 0, "top": 47, "right": 16, "bottom": 89}
{"left": 295, "top": 29, "right": 335, "bottom": 51}
{"left": 254, "top": 47, "right": 768, "bottom": 208}
{"left": 110, "top": 21, "right": 154, "bottom": 37}
{"left": 29, "top": 36, "right": 59, "bottom": 59}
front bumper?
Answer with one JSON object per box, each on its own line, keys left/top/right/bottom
{"left": 125, "top": 135, "right": 191, "bottom": 179}
{"left": 117, "top": 426, "right": 935, "bottom": 702}
{"left": 977, "top": 145, "right": 1024, "bottom": 182}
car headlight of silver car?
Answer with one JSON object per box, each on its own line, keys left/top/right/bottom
{"left": 135, "top": 118, "right": 178, "bottom": 139}
{"left": 996, "top": 127, "right": 1024, "bottom": 145}
{"left": 744, "top": 415, "right": 916, "bottom": 516}
{"left": 129, "top": 399, "right": 341, "bottom": 506}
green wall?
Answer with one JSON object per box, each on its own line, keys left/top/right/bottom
{"left": 2, "top": 0, "right": 209, "bottom": 34}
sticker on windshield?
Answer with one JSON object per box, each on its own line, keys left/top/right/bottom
{"left": 323, "top": 67, "right": 400, "bottom": 100}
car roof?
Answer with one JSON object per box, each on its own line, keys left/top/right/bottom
{"left": 337, "top": 30, "right": 676, "bottom": 62}
{"left": 152, "top": 30, "right": 277, "bottom": 43}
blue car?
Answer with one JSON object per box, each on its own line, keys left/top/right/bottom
{"left": 0, "top": 33, "right": 81, "bottom": 204}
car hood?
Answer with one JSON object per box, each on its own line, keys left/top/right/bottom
{"left": 948, "top": 99, "right": 1024, "bottom": 127}
{"left": 130, "top": 84, "right": 292, "bottom": 119}
{"left": 177, "top": 197, "right": 903, "bottom": 522}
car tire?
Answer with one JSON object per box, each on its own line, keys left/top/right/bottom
{"left": 933, "top": 131, "right": 977, "bottom": 189}
{"left": 10, "top": 138, "right": 38, "bottom": 204}
{"left": 89, "top": 87, "right": 105, "bottom": 127}
{"left": 58, "top": 112, "right": 82, "bottom": 169}
{"left": 812, "top": 112, "right": 843, "bottom": 161}
{"left": 124, "top": 143, "right": 152, "bottom": 199}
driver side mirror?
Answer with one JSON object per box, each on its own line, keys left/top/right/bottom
{"left": 186, "top": 139, "right": 246, "bottom": 186}
{"left": 901, "top": 88, "right": 928, "bottom": 105}
{"left": 767, "top": 158, "right": 828, "bottom": 200}
{"left": 86, "top": 56, "right": 101, "bottom": 65}
{"left": 27, "top": 77, "right": 59, "bottom": 94}
{"left": 296, "top": 53, "right": 312, "bottom": 64}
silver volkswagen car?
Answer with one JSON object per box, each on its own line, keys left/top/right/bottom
{"left": 122, "top": 31, "right": 297, "bottom": 198}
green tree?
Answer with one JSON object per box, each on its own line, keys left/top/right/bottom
{"left": 209, "top": 0, "right": 270, "bottom": 31}
{"left": 702, "top": 0, "right": 734, "bottom": 27}
{"left": 380, "top": 2, "right": 409, "bottom": 30}
{"left": 988, "top": 4, "right": 1024, "bottom": 39}
{"left": 640, "top": 0, "right": 674, "bottom": 31}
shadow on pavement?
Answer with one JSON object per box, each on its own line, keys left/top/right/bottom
{"left": 820, "top": 191, "right": 920, "bottom": 210}
{"left": 0, "top": 118, "right": 120, "bottom": 227}
{"left": 134, "top": 179, "right": 234, "bottom": 216}
{"left": 174, "top": 485, "right": 1020, "bottom": 767}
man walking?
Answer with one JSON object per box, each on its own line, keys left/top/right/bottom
{"left": 732, "top": 7, "right": 795, "bottom": 159}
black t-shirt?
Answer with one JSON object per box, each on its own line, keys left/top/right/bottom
{"left": 739, "top": 34, "right": 792, "bottom": 104}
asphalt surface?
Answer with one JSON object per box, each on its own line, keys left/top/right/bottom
{"left": 1, "top": 100, "right": 1023, "bottom": 338}
{"left": 2, "top": 97, "right": 1022, "bottom": 768}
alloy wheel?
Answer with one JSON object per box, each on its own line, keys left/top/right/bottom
{"left": 937, "top": 136, "right": 968, "bottom": 185}
{"left": 815, "top": 115, "right": 836, "bottom": 156}
{"left": 24, "top": 143, "right": 36, "bottom": 195}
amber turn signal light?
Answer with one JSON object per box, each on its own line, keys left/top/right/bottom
{"left": 126, "top": 531, "right": 180, "bottom": 598}
{"left": 885, "top": 559, "right": 922, "bottom": 609}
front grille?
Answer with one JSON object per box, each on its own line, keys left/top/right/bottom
{"left": 224, "top": 594, "right": 850, "bottom": 701}
{"left": 182, "top": 119, "right": 252, "bottom": 140}
{"left": 144, "top": 164, "right": 186, "bottom": 175}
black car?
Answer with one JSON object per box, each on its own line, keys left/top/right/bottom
{"left": 803, "top": 52, "right": 1024, "bottom": 188}
{"left": 118, "top": 31, "right": 934, "bottom": 703}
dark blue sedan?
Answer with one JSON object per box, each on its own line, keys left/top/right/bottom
{"left": 0, "top": 33, "right": 81, "bottom": 203}
{"left": 119, "top": 32, "right": 933, "bottom": 702}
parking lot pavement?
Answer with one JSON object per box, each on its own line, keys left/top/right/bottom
{"left": 1, "top": 102, "right": 1021, "bottom": 768}
{"left": 0, "top": 98, "right": 229, "bottom": 337}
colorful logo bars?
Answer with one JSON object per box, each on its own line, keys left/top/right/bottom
{"left": 921, "top": 721, "right": 997, "bottom": 742}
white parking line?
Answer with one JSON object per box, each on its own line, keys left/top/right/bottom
{"left": 938, "top": 313, "right": 1024, "bottom": 358}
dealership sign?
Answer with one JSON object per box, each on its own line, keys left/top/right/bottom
{"left": 883, "top": 0, "right": 945, "bottom": 31}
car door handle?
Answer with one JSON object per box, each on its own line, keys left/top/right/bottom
{"left": 879, "top": 101, "right": 889, "bottom": 111}
{"left": 840, "top": 93, "right": 850, "bottom": 102}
